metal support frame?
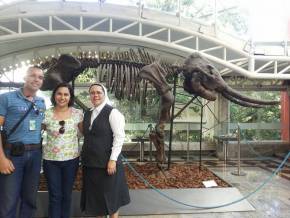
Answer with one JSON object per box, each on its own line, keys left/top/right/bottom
{"left": 168, "top": 76, "right": 207, "bottom": 170}
{"left": 0, "top": 10, "right": 290, "bottom": 79}
{"left": 198, "top": 100, "right": 204, "bottom": 170}
{"left": 168, "top": 73, "right": 178, "bottom": 169}
{"left": 231, "top": 124, "right": 246, "bottom": 176}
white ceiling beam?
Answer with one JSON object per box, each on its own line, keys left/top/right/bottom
{"left": 278, "top": 65, "right": 290, "bottom": 74}
{"left": 255, "top": 61, "right": 273, "bottom": 73}
{"left": 0, "top": 25, "right": 16, "bottom": 34}
{"left": 172, "top": 36, "right": 194, "bottom": 44}
{"left": 0, "top": 13, "right": 289, "bottom": 80}
{"left": 84, "top": 18, "right": 108, "bottom": 31}
{"left": 23, "top": 18, "right": 47, "bottom": 31}
{"left": 143, "top": 28, "right": 166, "bottom": 38}
{"left": 53, "top": 16, "right": 78, "bottom": 30}
{"left": 228, "top": 57, "right": 247, "bottom": 63}
{"left": 200, "top": 45, "right": 223, "bottom": 53}
{"left": 114, "top": 21, "right": 138, "bottom": 33}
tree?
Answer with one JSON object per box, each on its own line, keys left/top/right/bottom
{"left": 230, "top": 91, "right": 280, "bottom": 140}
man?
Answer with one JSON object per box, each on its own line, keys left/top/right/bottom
{"left": 0, "top": 66, "right": 46, "bottom": 218}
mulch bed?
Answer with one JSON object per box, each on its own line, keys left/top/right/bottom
{"left": 39, "top": 162, "right": 230, "bottom": 191}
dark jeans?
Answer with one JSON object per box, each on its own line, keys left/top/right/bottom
{"left": 0, "top": 149, "right": 42, "bottom": 218}
{"left": 43, "top": 157, "right": 79, "bottom": 218}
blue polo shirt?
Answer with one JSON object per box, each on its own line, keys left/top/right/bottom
{"left": 0, "top": 89, "right": 45, "bottom": 144}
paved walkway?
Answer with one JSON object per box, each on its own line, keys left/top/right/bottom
{"left": 62, "top": 157, "right": 290, "bottom": 218}
{"left": 122, "top": 159, "right": 290, "bottom": 218}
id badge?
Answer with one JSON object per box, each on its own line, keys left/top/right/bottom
{"left": 29, "top": 120, "right": 36, "bottom": 131}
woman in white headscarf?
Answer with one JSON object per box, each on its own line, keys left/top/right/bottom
{"left": 80, "top": 83, "right": 130, "bottom": 218}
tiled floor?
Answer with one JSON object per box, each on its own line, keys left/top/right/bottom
{"left": 120, "top": 157, "right": 290, "bottom": 218}
{"left": 78, "top": 154, "right": 290, "bottom": 218}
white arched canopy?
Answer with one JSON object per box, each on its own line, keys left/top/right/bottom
{"left": 0, "top": 1, "right": 289, "bottom": 79}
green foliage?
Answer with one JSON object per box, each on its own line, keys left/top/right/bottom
{"left": 239, "top": 129, "right": 281, "bottom": 141}
{"left": 174, "top": 130, "right": 200, "bottom": 141}
{"left": 230, "top": 91, "right": 280, "bottom": 123}
{"left": 231, "top": 106, "right": 258, "bottom": 123}
{"left": 175, "top": 93, "right": 200, "bottom": 113}
{"left": 75, "top": 90, "right": 91, "bottom": 107}
{"left": 260, "top": 130, "right": 280, "bottom": 140}
{"left": 112, "top": 90, "right": 159, "bottom": 123}
{"left": 230, "top": 91, "right": 281, "bottom": 140}
{"left": 75, "top": 68, "right": 96, "bottom": 83}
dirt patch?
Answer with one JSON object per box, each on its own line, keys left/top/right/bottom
{"left": 39, "top": 162, "right": 230, "bottom": 191}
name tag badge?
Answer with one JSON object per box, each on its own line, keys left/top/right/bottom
{"left": 29, "top": 120, "right": 36, "bottom": 131}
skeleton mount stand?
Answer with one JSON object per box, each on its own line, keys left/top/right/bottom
{"left": 167, "top": 73, "right": 205, "bottom": 170}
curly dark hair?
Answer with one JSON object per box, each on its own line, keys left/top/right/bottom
{"left": 50, "top": 83, "right": 74, "bottom": 107}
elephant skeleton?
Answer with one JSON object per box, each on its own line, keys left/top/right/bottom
{"left": 41, "top": 51, "right": 278, "bottom": 167}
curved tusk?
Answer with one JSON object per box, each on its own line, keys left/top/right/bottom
{"left": 224, "top": 86, "right": 279, "bottom": 106}
{"left": 221, "top": 92, "right": 264, "bottom": 108}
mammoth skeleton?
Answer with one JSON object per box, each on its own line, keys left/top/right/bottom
{"left": 40, "top": 50, "right": 278, "bottom": 166}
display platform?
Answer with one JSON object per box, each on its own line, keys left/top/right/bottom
{"left": 35, "top": 187, "right": 254, "bottom": 217}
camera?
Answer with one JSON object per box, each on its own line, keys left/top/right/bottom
{"left": 11, "top": 142, "right": 25, "bottom": 156}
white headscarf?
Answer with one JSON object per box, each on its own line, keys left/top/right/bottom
{"left": 89, "top": 83, "right": 113, "bottom": 128}
{"left": 89, "top": 83, "right": 112, "bottom": 106}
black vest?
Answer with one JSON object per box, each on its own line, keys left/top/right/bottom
{"left": 81, "top": 104, "right": 121, "bottom": 168}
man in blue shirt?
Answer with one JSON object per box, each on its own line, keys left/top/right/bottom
{"left": 0, "top": 66, "right": 46, "bottom": 218}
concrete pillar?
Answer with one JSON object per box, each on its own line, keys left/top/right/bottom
{"left": 214, "top": 93, "right": 230, "bottom": 136}
{"left": 214, "top": 93, "right": 230, "bottom": 159}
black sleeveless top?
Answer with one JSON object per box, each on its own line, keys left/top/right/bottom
{"left": 81, "top": 104, "right": 121, "bottom": 168}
